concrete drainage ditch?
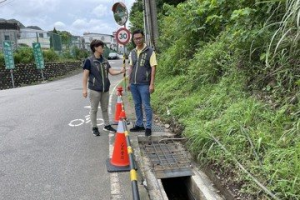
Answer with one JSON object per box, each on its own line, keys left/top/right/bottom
{"left": 136, "top": 135, "right": 225, "bottom": 200}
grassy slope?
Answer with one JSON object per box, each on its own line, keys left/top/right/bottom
{"left": 153, "top": 72, "right": 299, "bottom": 199}
{"left": 151, "top": 1, "right": 300, "bottom": 199}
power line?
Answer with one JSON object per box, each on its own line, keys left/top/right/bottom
{"left": 0, "top": 0, "right": 17, "bottom": 8}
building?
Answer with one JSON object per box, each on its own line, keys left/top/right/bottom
{"left": 0, "top": 19, "right": 20, "bottom": 50}
{"left": 82, "top": 32, "right": 117, "bottom": 51}
{"left": 0, "top": 19, "right": 52, "bottom": 50}
{"left": 0, "top": 19, "right": 118, "bottom": 53}
{"left": 18, "top": 28, "right": 50, "bottom": 49}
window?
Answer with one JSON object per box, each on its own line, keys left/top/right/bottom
{"left": 4, "top": 35, "right": 10, "bottom": 40}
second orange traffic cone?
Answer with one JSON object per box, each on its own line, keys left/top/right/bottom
{"left": 106, "top": 111, "right": 130, "bottom": 172}
{"left": 114, "top": 95, "right": 123, "bottom": 123}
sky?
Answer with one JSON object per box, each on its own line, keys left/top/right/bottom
{"left": 0, "top": 0, "right": 135, "bottom": 36}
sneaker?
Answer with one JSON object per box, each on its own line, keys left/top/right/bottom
{"left": 103, "top": 125, "right": 116, "bottom": 132}
{"left": 130, "top": 125, "right": 145, "bottom": 132}
{"left": 92, "top": 127, "right": 100, "bottom": 136}
{"left": 145, "top": 128, "right": 152, "bottom": 137}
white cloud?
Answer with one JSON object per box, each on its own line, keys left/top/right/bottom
{"left": 72, "top": 19, "right": 88, "bottom": 28}
{"left": 53, "top": 21, "right": 66, "bottom": 30}
{"left": 6, "top": 0, "right": 59, "bottom": 16}
{"left": 69, "top": 18, "right": 117, "bottom": 35}
{"left": 27, "top": 0, "right": 59, "bottom": 11}
{"left": 92, "top": 4, "right": 108, "bottom": 18}
{"left": 0, "top": 0, "right": 136, "bottom": 36}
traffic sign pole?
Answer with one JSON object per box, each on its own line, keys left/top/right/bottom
{"left": 41, "top": 69, "right": 45, "bottom": 81}
{"left": 123, "top": 26, "right": 126, "bottom": 93}
{"left": 10, "top": 69, "right": 15, "bottom": 88}
{"left": 112, "top": 3, "right": 130, "bottom": 93}
{"left": 115, "top": 27, "right": 131, "bottom": 93}
{"left": 123, "top": 50, "right": 126, "bottom": 93}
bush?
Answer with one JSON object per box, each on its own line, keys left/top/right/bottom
{"left": 73, "top": 46, "right": 90, "bottom": 60}
{"left": 1, "top": 47, "right": 89, "bottom": 65}
{"left": 61, "top": 50, "right": 73, "bottom": 60}
{"left": 43, "top": 49, "right": 59, "bottom": 62}
{"left": 14, "top": 47, "right": 34, "bottom": 64}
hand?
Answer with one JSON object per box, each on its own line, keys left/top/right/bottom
{"left": 120, "top": 68, "right": 126, "bottom": 74}
{"left": 149, "top": 84, "right": 155, "bottom": 94}
{"left": 83, "top": 89, "right": 88, "bottom": 98}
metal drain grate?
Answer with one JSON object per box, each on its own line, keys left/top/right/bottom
{"left": 140, "top": 139, "right": 194, "bottom": 179}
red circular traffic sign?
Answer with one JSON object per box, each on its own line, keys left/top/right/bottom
{"left": 115, "top": 27, "right": 131, "bottom": 45}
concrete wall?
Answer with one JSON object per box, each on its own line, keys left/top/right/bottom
{"left": 18, "top": 37, "right": 50, "bottom": 49}
{"left": 0, "top": 30, "right": 19, "bottom": 50}
{"left": 0, "top": 62, "right": 81, "bottom": 90}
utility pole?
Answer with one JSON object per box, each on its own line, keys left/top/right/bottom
{"left": 143, "top": 0, "right": 159, "bottom": 50}
{"left": 143, "top": 0, "right": 151, "bottom": 46}
{"left": 149, "top": 0, "right": 159, "bottom": 49}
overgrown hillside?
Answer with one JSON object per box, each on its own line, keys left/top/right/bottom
{"left": 129, "top": 0, "right": 299, "bottom": 199}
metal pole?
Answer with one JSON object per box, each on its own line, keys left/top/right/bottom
{"left": 123, "top": 47, "right": 126, "bottom": 93}
{"left": 36, "top": 32, "right": 39, "bottom": 43}
{"left": 40, "top": 69, "right": 45, "bottom": 81}
{"left": 123, "top": 24, "right": 127, "bottom": 93}
{"left": 14, "top": 31, "right": 18, "bottom": 50}
{"left": 10, "top": 69, "right": 15, "bottom": 88}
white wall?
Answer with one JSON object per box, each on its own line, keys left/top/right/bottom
{"left": 82, "top": 33, "right": 116, "bottom": 50}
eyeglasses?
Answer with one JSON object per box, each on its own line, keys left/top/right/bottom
{"left": 133, "top": 37, "right": 143, "bottom": 41}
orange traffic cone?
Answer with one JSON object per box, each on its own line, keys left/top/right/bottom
{"left": 106, "top": 114, "right": 130, "bottom": 172}
{"left": 119, "top": 109, "right": 131, "bottom": 126}
{"left": 114, "top": 95, "right": 123, "bottom": 123}
{"left": 119, "top": 110, "right": 126, "bottom": 120}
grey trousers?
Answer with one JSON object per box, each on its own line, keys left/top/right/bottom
{"left": 89, "top": 89, "right": 110, "bottom": 128}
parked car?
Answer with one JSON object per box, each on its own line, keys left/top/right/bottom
{"left": 108, "top": 52, "right": 119, "bottom": 60}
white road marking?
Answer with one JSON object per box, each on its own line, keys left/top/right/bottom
{"left": 69, "top": 106, "right": 104, "bottom": 127}
{"left": 68, "top": 119, "right": 84, "bottom": 127}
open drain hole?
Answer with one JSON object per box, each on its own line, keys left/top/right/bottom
{"left": 162, "top": 177, "right": 196, "bottom": 200}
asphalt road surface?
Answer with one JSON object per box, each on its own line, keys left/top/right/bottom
{"left": 0, "top": 59, "right": 125, "bottom": 200}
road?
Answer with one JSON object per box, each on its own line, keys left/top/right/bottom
{"left": 0, "top": 59, "right": 125, "bottom": 200}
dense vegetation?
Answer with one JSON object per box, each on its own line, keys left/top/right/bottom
{"left": 0, "top": 46, "right": 89, "bottom": 67}
{"left": 130, "top": 0, "right": 299, "bottom": 199}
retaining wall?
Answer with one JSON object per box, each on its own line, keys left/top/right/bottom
{"left": 0, "top": 62, "right": 81, "bottom": 90}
